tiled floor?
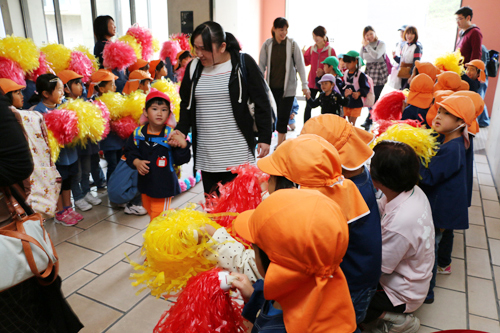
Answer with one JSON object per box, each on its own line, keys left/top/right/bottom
{"left": 44, "top": 104, "right": 500, "bottom": 332}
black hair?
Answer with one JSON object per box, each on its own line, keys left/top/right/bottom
{"left": 313, "top": 26, "right": 329, "bottom": 42}
{"left": 191, "top": 21, "right": 241, "bottom": 60}
{"left": 146, "top": 97, "right": 170, "bottom": 111}
{"left": 96, "top": 80, "right": 112, "bottom": 95}
{"left": 255, "top": 244, "right": 271, "bottom": 273}
{"left": 93, "top": 15, "right": 114, "bottom": 41}
{"left": 362, "top": 26, "right": 377, "bottom": 42}
{"left": 455, "top": 6, "right": 473, "bottom": 20}
{"left": 175, "top": 51, "right": 192, "bottom": 70}
{"left": 3, "top": 91, "right": 13, "bottom": 105}
{"left": 139, "top": 64, "right": 150, "bottom": 71}
{"left": 343, "top": 55, "right": 359, "bottom": 71}
{"left": 272, "top": 17, "right": 289, "bottom": 39}
{"left": 271, "top": 175, "right": 297, "bottom": 191}
{"left": 155, "top": 60, "right": 165, "bottom": 72}
{"left": 64, "top": 78, "right": 82, "bottom": 97}
{"left": 28, "top": 73, "right": 60, "bottom": 105}
{"left": 139, "top": 79, "right": 150, "bottom": 86}
{"left": 371, "top": 141, "right": 420, "bottom": 193}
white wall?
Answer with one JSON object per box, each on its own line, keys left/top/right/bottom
{"left": 486, "top": 81, "right": 500, "bottom": 192}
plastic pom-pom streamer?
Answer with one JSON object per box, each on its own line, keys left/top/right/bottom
{"left": 47, "top": 129, "right": 62, "bottom": 163}
{"left": 44, "top": 109, "right": 79, "bottom": 145}
{"left": 179, "top": 180, "right": 187, "bottom": 192}
{"left": 434, "top": 50, "right": 464, "bottom": 76}
{"left": 152, "top": 38, "right": 160, "bottom": 53}
{"left": 170, "top": 33, "right": 191, "bottom": 52}
{"left": 160, "top": 40, "right": 182, "bottom": 67}
{"left": 58, "top": 99, "right": 105, "bottom": 146}
{"left": 68, "top": 51, "right": 94, "bottom": 83}
{"left": 40, "top": 43, "right": 72, "bottom": 75}
{"left": 123, "top": 90, "right": 146, "bottom": 122}
{"left": 93, "top": 100, "right": 110, "bottom": 139}
{"left": 0, "top": 36, "right": 40, "bottom": 73}
{"left": 110, "top": 116, "right": 138, "bottom": 140}
{"left": 151, "top": 79, "right": 181, "bottom": 121}
{"left": 127, "top": 24, "right": 155, "bottom": 61}
{"left": 371, "top": 119, "right": 422, "bottom": 138}
{"left": 31, "top": 52, "right": 51, "bottom": 81}
{"left": 74, "top": 45, "right": 99, "bottom": 71}
{"left": 370, "top": 90, "right": 405, "bottom": 121}
{"left": 370, "top": 123, "right": 440, "bottom": 167}
{"left": 153, "top": 268, "right": 246, "bottom": 333}
{"left": 102, "top": 40, "right": 137, "bottom": 71}
{"left": 129, "top": 205, "right": 222, "bottom": 297}
{"left": 0, "top": 57, "right": 26, "bottom": 86}
{"left": 96, "top": 92, "right": 127, "bottom": 120}
{"left": 118, "top": 35, "right": 142, "bottom": 60}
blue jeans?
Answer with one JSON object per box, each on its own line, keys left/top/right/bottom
{"left": 104, "top": 150, "right": 122, "bottom": 182}
{"left": 477, "top": 79, "right": 490, "bottom": 127}
{"left": 351, "top": 287, "right": 377, "bottom": 325}
{"left": 71, "top": 154, "right": 105, "bottom": 201}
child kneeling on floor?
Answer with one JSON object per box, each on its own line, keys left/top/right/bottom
{"left": 125, "top": 89, "right": 190, "bottom": 221}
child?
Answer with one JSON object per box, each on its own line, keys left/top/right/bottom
{"left": 288, "top": 97, "right": 298, "bottom": 131}
{"left": 128, "top": 59, "right": 149, "bottom": 76}
{"left": 365, "top": 141, "right": 434, "bottom": 332}
{"left": 174, "top": 50, "right": 192, "bottom": 82}
{"left": 419, "top": 95, "right": 475, "bottom": 303}
{"left": 401, "top": 74, "right": 434, "bottom": 127}
{"left": 434, "top": 71, "right": 466, "bottom": 92}
{"left": 58, "top": 70, "right": 104, "bottom": 212}
{"left": 0, "top": 78, "right": 25, "bottom": 109}
{"left": 301, "top": 114, "right": 382, "bottom": 326}
{"left": 30, "top": 74, "right": 81, "bottom": 226}
{"left": 320, "top": 56, "right": 344, "bottom": 93}
{"left": 462, "top": 59, "right": 486, "bottom": 93}
{"left": 342, "top": 51, "right": 370, "bottom": 126}
{"left": 122, "top": 70, "right": 153, "bottom": 95}
{"left": 408, "top": 61, "right": 439, "bottom": 85}
{"left": 148, "top": 60, "right": 168, "bottom": 81}
{"left": 307, "top": 74, "right": 347, "bottom": 116}
{"left": 231, "top": 189, "right": 356, "bottom": 332}
{"left": 125, "top": 89, "right": 190, "bottom": 220}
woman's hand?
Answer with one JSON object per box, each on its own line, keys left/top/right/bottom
{"left": 302, "top": 46, "right": 307, "bottom": 55}
{"left": 362, "top": 38, "right": 369, "bottom": 47}
{"left": 290, "top": 113, "right": 295, "bottom": 120}
{"left": 230, "top": 272, "right": 254, "bottom": 303}
{"left": 392, "top": 50, "right": 396, "bottom": 58}
{"left": 303, "top": 88, "right": 311, "bottom": 100}
{"left": 257, "top": 143, "right": 270, "bottom": 158}
{"left": 133, "top": 159, "right": 150, "bottom": 175}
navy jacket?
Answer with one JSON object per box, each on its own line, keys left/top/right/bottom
{"left": 125, "top": 124, "right": 191, "bottom": 198}
{"left": 100, "top": 132, "right": 125, "bottom": 151}
{"left": 341, "top": 167, "right": 382, "bottom": 291}
{"left": 112, "top": 68, "right": 127, "bottom": 94}
{"left": 419, "top": 137, "right": 469, "bottom": 229}
{"left": 22, "top": 80, "right": 36, "bottom": 109}
{"left": 343, "top": 71, "right": 370, "bottom": 109}
{"left": 466, "top": 135, "right": 474, "bottom": 207}
{"left": 94, "top": 40, "right": 106, "bottom": 69}
{"left": 402, "top": 104, "right": 429, "bottom": 127}
{"left": 307, "top": 91, "right": 348, "bottom": 116}
{"left": 461, "top": 74, "right": 481, "bottom": 93}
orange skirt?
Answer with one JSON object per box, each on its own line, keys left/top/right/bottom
{"left": 343, "top": 107, "right": 362, "bottom": 117}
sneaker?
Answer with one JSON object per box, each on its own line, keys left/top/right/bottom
{"left": 84, "top": 192, "right": 102, "bottom": 205}
{"left": 66, "top": 207, "right": 84, "bottom": 221}
{"left": 437, "top": 264, "right": 451, "bottom": 275}
{"left": 389, "top": 314, "right": 420, "bottom": 333}
{"left": 54, "top": 210, "right": 78, "bottom": 226}
{"left": 111, "top": 202, "right": 127, "bottom": 209}
{"left": 75, "top": 198, "right": 92, "bottom": 212}
{"left": 124, "top": 204, "right": 148, "bottom": 216}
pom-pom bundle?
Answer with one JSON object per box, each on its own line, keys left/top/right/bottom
{"left": 102, "top": 40, "right": 137, "bottom": 71}
{"left": 175, "top": 66, "right": 186, "bottom": 83}
{"left": 31, "top": 52, "right": 51, "bottom": 81}
{"left": 129, "top": 205, "right": 222, "bottom": 297}
{"left": 0, "top": 57, "right": 26, "bottom": 85}
{"left": 46, "top": 130, "right": 62, "bottom": 163}
{"left": 0, "top": 36, "right": 40, "bottom": 73}
{"left": 370, "top": 123, "right": 440, "bottom": 167}
{"left": 160, "top": 40, "right": 182, "bottom": 67}
{"left": 178, "top": 173, "right": 202, "bottom": 193}
{"left": 127, "top": 24, "right": 155, "bottom": 61}
{"left": 73, "top": 45, "right": 99, "bottom": 71}
{"left": 58, "top": 99, "right": 105, "bottom": 146}
{"left": 434, "top": 50, "right": 464, "bottom": 76}
{"left": 93, "top": 100, "right": 111, "bottom": 139}
{"left": 110, "top": 116, "right": 138, "bottom": 140}
{"left": 370, "top": 90, "right": 406, "bottom": 121}
{"left": 118, "top": 35, "right": 143, "bottom": 60}
{"left": 44, "top": 109, "right": 79, "bottom": 145}
{"left": 153, "top": 268, "right": 246, "bottom": 333}
{"left": 123, "top": 90, "right": 146, "bottom": 122}
{"left": 170, "top": 33, "right": 191, "bottom": 52}
{"left": 96, "top": 92, "right": 127, "bottom": 120}
{"left": 40, "top": 43, "right": 72, "bottom": 75}
{"left": 68, "top": 51, "right": 94, "bottom": 83}
{"left": 179, "top": 180, "right": 187, "bottom": 192}
{"left": 151, "top": 79, "right": 181, "bottom": 121}
{"left": 371, "top": 119, "right": 422, "bottom": 138}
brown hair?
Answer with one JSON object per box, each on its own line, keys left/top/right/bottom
{"left": 404, "top": 26, "right": 418, "bottom": 43}
{"left": 313, "top": 26, "right": 329, "bottom": 42}
{"left": 362, "top": 26, "right": 378, "bottom": 42}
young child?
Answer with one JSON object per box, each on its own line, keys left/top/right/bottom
{"left": 174, "top": 50, "right": 193, "bottom": 82}
{"left": 148, "top": 60, "right": 168, "bottom": 81}
{"left": 307, "top": 74, "right": 347, "bottom": 117}
{"left": 365, "top": 141, "right": 434, "bottom": 332}
{"left": 123, "top": 70, "right": 153, "bottom": 95}
{"left": 401, "top": 74, "right": 434, "bottom": 127}
{"left": 408, "top": 61, "right": 439, "bottom": 85}
{"left": 128, "top": 59, "right": 149, "bottom": 77}
{"left": 125, "top": 90, "right": 190, "bottom": 220}
{"left": 320, "top": 56, "right": 344, "bottom": 93}
{"left": 434, "top": 71, "right": 466, "bottom": 92}
{"left": 30, "top": 73, "right": 82, "bottom": 226}
{"left": 419, "top": 95, "right": 475, "bottom": 303}
{"left": 231, "top": 189, "right": 356, "bottom": 333}
{"left": 0, "top": 78, "right": 25, "bottom": 109}
{"left": 288, "top": 97, "right": 299, "bottom": 131}
{"left": 462, "top": 59, "right": 486, "bottom": 94}
{"left": 342, "top": 51, "right": 370, "bottom": 126}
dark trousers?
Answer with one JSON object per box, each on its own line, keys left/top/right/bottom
{"left": 363, "top": 284, "right": 406, "bottom": 324}
{"left": 104, "top": 149, "right": 122, "bottom": 182}
{"left": 201, "top": 171, "right": 237, "bottom": 195}
{"left": 364, "top": 85, "right": 385, "bottom": 125}
{"left": 303, "top": 88, "right": 320, "bottom": 123}
{"left": 271, "top": 88, "right": 295, "bottom": 134}
{"left": 437, "top": 229, "right": 454, "bottom": 267}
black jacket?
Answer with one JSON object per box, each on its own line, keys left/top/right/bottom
{"left": 176, "top": 52, "right": 273, "bottom": 163}
{"left": 307, "top": 91, "right": 348, "bottom": 116}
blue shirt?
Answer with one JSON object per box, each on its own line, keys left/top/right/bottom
{"left": 33, "top": 101, "right": 50, "bottom": 114}
{"left": 402, "top": 104, "right": 429, "bottom": 127}
{"left": 112, "top": 68, "right": 127, "bottom": 94}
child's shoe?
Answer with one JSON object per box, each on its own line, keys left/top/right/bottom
{"left": 388, "top": 314, "right": 420, "bottom": 333}
{"left": 75, "top": 198, "right": 92, "bottom": 211}
{"left": 54, "top": 210, "right": 79, "bottom": 226}
{"left": 437, "top": 265, "right": 452, "bottom": 275}
{"left": 84, "top": 192, "right": 102, "bottom": 205}
{"left": 66, "top": 207, "right": 84, "bottom": 221}
{"left": 124, "top": 204, "right": 148, "bottom": 216}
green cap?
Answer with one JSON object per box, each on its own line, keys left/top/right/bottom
{"left": 344, "top": 50, "right": 365, "bottom": 66}
{"left": 321, "top": 56, "right": 343, "bottom": 77}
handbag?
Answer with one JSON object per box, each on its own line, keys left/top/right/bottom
{"left": 0, "top": 187, "right": 58, "bottom": 292}
{"left": 108, "top": 159, "right": 138, "bottom": 204}
{"left": 398, "top": 62, "right": 412, "bottom": 79}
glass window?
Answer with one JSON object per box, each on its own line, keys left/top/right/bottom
{"left": 135, "top": 0, "right": 149, "bottom": 28}
{"left": 150, "top": 0, "right": 169, "bottom": 51}
{"left": 58, "top": 0, "right": 94, "bottom": 49}
{"left": 96, "top": 0, "right": 131, "bottom": 37}
{"left": 0, "top": 5, "right": 6, "bottom": 38}
{"left": 42, "top": 0, "right": 59, "bottom": 43}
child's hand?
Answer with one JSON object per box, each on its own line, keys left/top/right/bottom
{"left": 344, "top": 88, "right": 353, "bottom": 97}
{"left": 290, "top": 113, "right": 295, "bottom": 120}
{"left": 133, "top": 159, "right": 150, "bottom": 175}
{"left": 170, "top": 133, "right": 188, "bottom": 148}
{"left": 352, "top": 92, "right": 361, "bottom": 100}
{"left": 316, "top": 68, "right": 324, "bottom": 77}
{"left": 230, "top": 272, "right": 254, "bottom": 302}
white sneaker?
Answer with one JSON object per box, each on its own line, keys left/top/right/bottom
{"left": 74, "top": 198, "right": 92, "bottom": 212}
{"left": 124, "top": 204, "right": 148, "bottom": 216}
{"left": 389, "top": 314, "right": 420, "bottom": 333}
{"left": 84, "top": 192, "right": 102, "bottom": 205}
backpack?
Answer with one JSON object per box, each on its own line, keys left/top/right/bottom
{"left": 372, "top": 41, "right": 393, "bottom": 75}
{"left": 487, "top": 49, "right": 499, "bottom": 78}
{"left": 133, "top": 125, "right": 177, "bottom": 174}
{"left": 343, "top": 70, "right": 376, "bottom": 107}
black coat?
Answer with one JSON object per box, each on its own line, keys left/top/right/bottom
{"left": 307, "top": 91, "right": 348, "bottom": 116}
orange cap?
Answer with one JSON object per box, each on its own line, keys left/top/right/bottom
{"left": 452, "top": 91, "right": 484, "bottom": 135}
{"left": 301, "top": 114, "right": 374, "bottom": 170}
{"left": 257, "top": 134, "right": 369, "bottom": 223}
{"left": 122, "top": 70, "right": 153, "bottom": 95}
{"left": 407, "top": 74, "right": 434, "bottom": 109}
{"left": 233, "top": 189, "right": 356, "bottom": 333}
{"left": 57, "top": 70, "right": 83, "bottom": 85}
{"left": 0, "top": 78, "right": 25, "bottom": 94}
{"left": 466, "top": 59, "right": 486, "bottom": 82}
{"left": 149, "top": 59, "right": 162, "bottom": 79}
{"left": 415, "top": 61, "right": 439, "bottom": 81}
{"left": 87, "top": 69, "right": 119, "bottom": 98}
{"left": 437, "top": 95, "right": 476, "bottom": 127}
{"left": 426, "top": 90, "right": 454, "bottom": 126}
{"left": 128, "top": 59, "right": 149, "bottom": 73}
{"left": 459, "top": 80, "right": 470, "bottom": 91}
{"left": 434, "top": 71, "right": 462, "bottom": 92}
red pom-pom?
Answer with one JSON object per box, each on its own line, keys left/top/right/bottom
{"left": 31, "top": 52, "right": 51, "bottom": 82}
{"left": 68, "top": 51, "right": 94, "bottom": 84}
{"left": 110, "top": 116, "right": 138, "bottom": 140}
{"left": 0, "top": 57, "right": 26, "bottom": 86}
{"left": 44, "top": 109, "right": 79, "bottom": 145}
{"left": 103, "top": 40, "right": 137, "bottom": 71}
{"left": 160, "top": 40, "right": 182, "bottom": 67}
{"left": 127, "top": 24, "right": 154, "bottom": 61}
{"left": 93, "top": 100, "right": 110, "bottom": 139}
{"left": 176, "top": 66, "right": 186, "bottom": 82}
{"left": 372, "top": 119, "right": 422, "bottom": 137}
{"left": 170, "top": 33, "right": 191, "bottom": 52}
{"left": 370, "top": 91, "right": 406, "bottom": 122}
{"left": 154, "top": 268, "right": 246, "bottom": 333}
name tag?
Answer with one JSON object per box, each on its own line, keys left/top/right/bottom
{"left": 157, "top": 156, "right": 167, "bottom": 168}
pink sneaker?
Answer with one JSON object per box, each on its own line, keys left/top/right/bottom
{"left": 66, "top": 207, "right": 84, "bottom": 221}
{"left": 54, "top": 210, "right": 78, "bottom": 226}
{"left": 437, "top": 264, "right": 452, "bottom": 275}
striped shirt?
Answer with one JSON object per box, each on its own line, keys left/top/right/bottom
{"left": 195, "top": 59, "right": 254, "bottom": 172}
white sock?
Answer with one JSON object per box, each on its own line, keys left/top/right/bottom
{"left": 382, "top": 312, "right": 406, "bottom": 325}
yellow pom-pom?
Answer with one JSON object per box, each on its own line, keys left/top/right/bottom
{"left": 370, "top": 123, "right": 440, "bottom": 167}
{"left": 123, "top": 90, "right": 146, "bottom": 122}
{"left": 47, "top": 129, "right": 62, "bottom": 163}
{"left": 0, "top": 36, "right": 40, "bottom": 73}
{"left": 74, "top": 45, "right": 99, "bottom": 71}
{"left": 118, "top": 35, "right": 143, "bottom": 60}
{"left": 40, "top": 43, "right": 72, "bottom": 74}
{"left": 152, "top": 38, "right": 160, "bottom": 53}
{"left": 402, "top": 88, "right": 410, "bottom": 98}
{"left": 434, "top": 50, "right": 465, "bottom": 76}
{"left": 96, "top": 92, "right": 127, "bottom": 121}
{"left": 151, "top": 78, "right": 181, "bottom": 121}
{"left": 59, "top": 99, "right": 105, "bottom": 146}
{"left": 129, "top": 204, "right": 222, "bottom": 297}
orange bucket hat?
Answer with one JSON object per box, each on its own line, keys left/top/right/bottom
{"left": 301, "top": 115, "right": 374, "bottom": 170}
{"left": 122, "top": 70, "right": 153, "bottom": 95}
{"left": 233, "top": 189, "right": 356, "bottom": 333}
{"left": 437, "top": 95, "right": 476, "bottom": 149}
{"left": 407, "top": 74, "right": 434, "bottom": 109}
{"left": 0, "top": 78, "right": 25, "bottom": 94}
{"left": 433, "top": 71, "right": 462, "bottom": 92}
{"left": 148, "top": 59, "right": 162, "bottom": 79}
{"left": 426, "top": 90, "right": 454, "bottom": 126}
{"left": 128, "top": 59, "right": 149, "bottom": 73}
{"left": 258, "top": 134, "right": 369, "bottom": 223}
{"left": 458, "top": 80, "right": 469, "bottom": 91}
{"left": 87, "top": 69, "right": 118, "bottom": 98}
{"left": 452, "top": 91, "right": 484, "bottom": 135}
{"left": 57, "top": 70, "right": 83, "bottom": 85}
{"left": 466, "top": 59, "right": 486, "bottom": 82}
{"left": 415, "top": 61, "right": 439, "bottom": 81}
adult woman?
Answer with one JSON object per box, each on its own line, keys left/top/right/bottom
{"left": 360, "top": 26, "right": 389, "bottom": 130}
{"left": 93, "top": 15, "right": 116, "bottom": 69}
{"left": 303, "top": 26, "right": 336, "bottom": 123}
{"left": 175, "top": 21, "right": 273, "bottom": 194}
{"left": 394, "top": 26, "right": 422, "bottom": 90}
{"left": 259, "top": 17, "right": 310, "bottom": 147}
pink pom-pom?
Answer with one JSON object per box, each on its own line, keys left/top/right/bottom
{"left": 127, "top": 24, "right": 154, "bottom": 61}
{"left": 179, "top": 179, "right": 187, "bottom": 192}
{"left": 170, "top": 33, "right": 191, "bottom": 51}
{"left": 103, "top": 41, "right": 137, "bottom": 71}
{"left": 0, "top": 57, "right": 26, "bottom": 86}
{"left": 44, "top": 109, "right": 79, "bottom": 145}
{"left": 372, "top": 119, "right": 423, "bottom": 137}
{"left": 160, "top": 40, "right": 182, "bottom": 67}
{"left": 69, "top": 51, "right": 94, "bottom": 84}
{"left": 110, "top": 116, "right": 138, "bottom": 140}
{"left": 175, "top": 66, "right": 186, "bottom": 82}
{"left": 188, "top": 176, "right": 196, "bottom": 187}
{"left": 30, "top": 52, "right": 51, "bottom": 82}
{"left": 92, "top": 100, "right": 110, "bottom": 139}
{"left": 371, "top": 91, "right": 406, "bottom": 122}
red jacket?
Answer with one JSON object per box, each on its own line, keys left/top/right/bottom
{"left": 304, "top": 42, "right": 336, "bottom": 89}
{"left": 455, "top": 26, "right": 483, "bottom": 64}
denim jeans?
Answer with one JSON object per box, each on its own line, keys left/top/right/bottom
{"left": 477, "top": 79, "right": 490, "bottom": 127}
{"left": 71, "top": 154, "right": 105, "bottom": 201}
{"left": 351, "top": 287, "right": 377, "bottom": 324}
{"left": 104, "top": 150, "right": 122, "bottom": 182}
